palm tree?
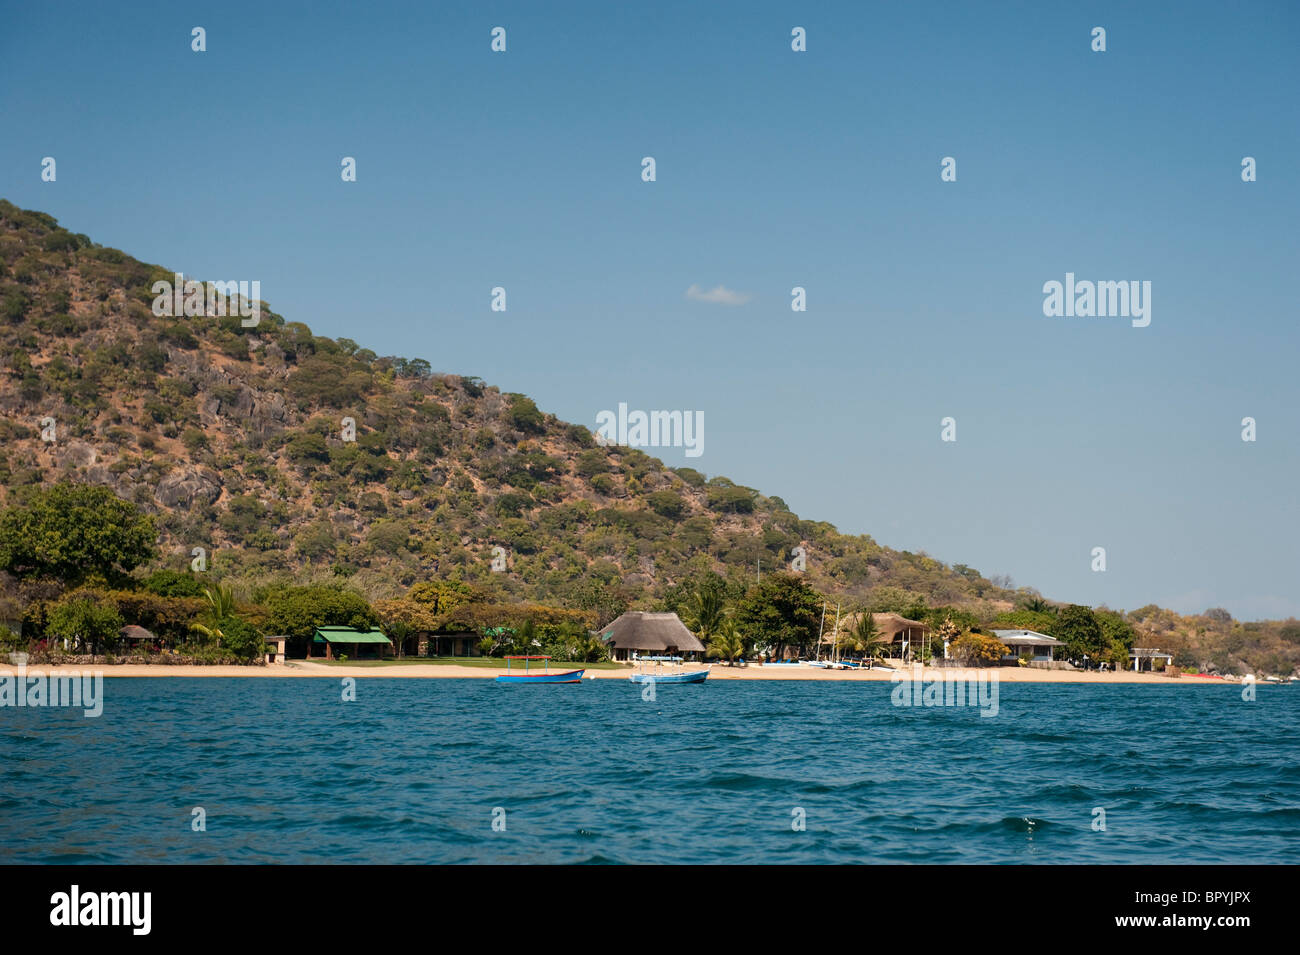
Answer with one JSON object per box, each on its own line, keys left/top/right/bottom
{"left": 388, "top": 620, "right": 412, "bottom": 658}
{"left": 1019, "top": 593, "right": 1054, "bottom": 615}
{"left": 191, "top": 583, "right": 236, "bottom": 643}
{"left": 840, "top": 611, "right": 890, "bottom": 665}
{"left": 706, "top": 620, "right": 746, "bottom": 665}
{"left": 685, "top": 585, "right": 726, "bottom": 643}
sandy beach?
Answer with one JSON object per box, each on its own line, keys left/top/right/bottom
{"left": 0, "top": 660, "right": 1228, "bottom": 684}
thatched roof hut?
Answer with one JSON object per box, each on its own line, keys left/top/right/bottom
{"left": 827, "top": 612, "right": 929, "bottom": 647}
{"left": 599, "top": 612, "right": 705, "bottom": 661}
{"left": 119, "top": 625, "right": 157, "bottom": 642}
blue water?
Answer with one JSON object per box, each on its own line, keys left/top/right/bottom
{"left": 1, "top": 678, "right": 1297, "bottom": 864}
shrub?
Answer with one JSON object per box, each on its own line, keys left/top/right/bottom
{"left": 675, "top": 467, "right": 706, "bottom": 488}
{"left": 950, "top": 632, "right": 1009, "bottom": 667}
{"left": 142, "top": 569, "right": 207, "bottom": 597}
{"left": 575, "top": 449, "right": 611, "bottom": 479}
{"left": 366, "top": 520, "right": 409, "bottom": 554}
{"left": 506, "top": 394, "right": 545, "bottom": 433}
{"left": 2, "top": 290, "right": 28, "bottom": 323}
{"left": 286, "top": 431, "right": 330, "bottom": 464}
{"left": 706, "top": 485, "right": 756, "bottom": 514}
{"left": 646, "top": 490, "right": 685, "bottom": 519}
{"left": 215, "top": 616, "right": 264, "bottom": 661}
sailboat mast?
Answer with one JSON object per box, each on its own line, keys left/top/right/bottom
{"left": 831, "top": 603, "right": 841, "bottom": 663}
{"left": 816, "top": 601, "right": 826, "bottom": 662}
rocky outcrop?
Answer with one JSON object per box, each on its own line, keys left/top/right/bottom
{"left": 155, "top": 466, "right": 222, "bottom": 507}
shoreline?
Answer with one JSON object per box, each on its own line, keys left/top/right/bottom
{"left": 0, "top": 660, "right": 1233, "bottom": 684}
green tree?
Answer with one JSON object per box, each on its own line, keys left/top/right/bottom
{"left": 839, "top": 612, "right": 891, "bottom": 662}
{"left": 191, "top": 584, "right": 237, "bottom": 643}
{"left": 1094, "top": 608, "right": 1136, "bottom": 649}
{"left": 646, "top": 490, "right": 686, "bottom": 519}
{"left": 683, "top": 582, "right": 726, "bottom": 643}
{"left": 264, "top": 585, "right": 376, "bottom": 655}
{"left": 567, "top": 577, "right": 631, "bottom": 628}
{"left": 0, "top": 483, "right": 157, "bottom": 586}
{"left": 215, "top": 616, "right": 264, "bottom": 661}
{"left": 407, "top": 579, "right": 478, "bottom": 617}
{"left": 142, "top": 569, "right": 207, "bottom": 598}
{"left": 735, "top": 572, "right": 821, "bottom": 659}
{"left": 45, "top": 593, "right": 124, "bottom": 654}
{"left": 986, "top": 608, "right": 1059, "bottom": 635}
{"left": 506, "top": 394, "right": 545, "bottom": 433}
{"left": 865, "top": 586, "right": 928, "bottom": 620}
{"left": 1054, "top": 604, "right": 1107, "bottom": 661}
{"left": 706, "top": 619, "right": 747, "bottom": 664}
{"left": 1017, "top": 593, "right": 1056, "bottom": 615}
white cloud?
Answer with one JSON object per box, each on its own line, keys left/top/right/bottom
{"left": 685, "top": 283, "right": 751, "bottom": 306}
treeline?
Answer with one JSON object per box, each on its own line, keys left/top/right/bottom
{"left": 0, "top": 483, "right": 610, "bottom": 664}
{"left": 656, "top": 570, "right": 1300, "bottom": 676}
{"left": 2, "top": 484, "right": 1297, "bottom": 676}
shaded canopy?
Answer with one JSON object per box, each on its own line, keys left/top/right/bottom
{"left": 312, "top": 626, "right": 392, "bottom": 645}
{"left": 600, "top": 612, "right": 705, "bottom": 653}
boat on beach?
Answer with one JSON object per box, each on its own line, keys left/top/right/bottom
{"left": 495, "top": 655, "right": 584, "bottom": 684}
{"left": 628, "top": 655, "right": 709, "bottom": 684}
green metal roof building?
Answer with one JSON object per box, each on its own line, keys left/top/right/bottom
{"left": 311, "top": 626, "right": 393, "bottom": 660}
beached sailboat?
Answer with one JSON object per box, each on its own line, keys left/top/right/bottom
{"left": 495, "top": 655, "right": 585, "bottom": 684}
{"left": 628, "top": 655, "right": 709, "bottom": 684}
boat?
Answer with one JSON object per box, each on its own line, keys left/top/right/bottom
{"left": 628, "top": 655, "right": 709, "bottom": 684}
{"left": 495, "top": 655, "right": 584, "bottom": 684}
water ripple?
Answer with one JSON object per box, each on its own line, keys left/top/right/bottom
{"left": 0, "top": 678, "right": 1296, "bottom": 863}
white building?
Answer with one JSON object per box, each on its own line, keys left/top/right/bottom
{"left": 991, "top": 629, "right": 1064, "bottom": 664}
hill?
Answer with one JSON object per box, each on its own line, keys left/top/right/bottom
{"left": 0, "top": 199, "right": 1296, "bottom": 676}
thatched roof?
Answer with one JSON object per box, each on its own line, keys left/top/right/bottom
{"left": 119, "top": 625, "right": 156, "bottom": 641}
{"left": 825, "top": 612, "right": 929, "bottom": 645}
{"left": 599, "top": 612, "right": 705, "bottom": 652}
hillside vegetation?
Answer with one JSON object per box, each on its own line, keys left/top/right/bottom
{"left": 0, "top": 199, "right": 1295, "bottom": 676}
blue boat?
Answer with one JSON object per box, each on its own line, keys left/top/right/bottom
{"left": 629, "top": 669, "right": 709, "bottom": 684}
{"left": 628, "top": 655, "right": 709, "bottom": 684}
{"left": 495, "top": 655, "right": 585, "bottom": 684}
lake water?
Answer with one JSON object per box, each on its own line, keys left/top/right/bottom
{"left": 2, "top": 678, "right": 1297, "bottom": 864}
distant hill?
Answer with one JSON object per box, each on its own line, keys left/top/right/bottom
{"left": 1, "top": 199, "right": 1296, "bottom": 676}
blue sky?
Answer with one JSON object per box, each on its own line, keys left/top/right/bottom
{"left": 3, "top": 1, "right": 1298, "bottom": 619}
